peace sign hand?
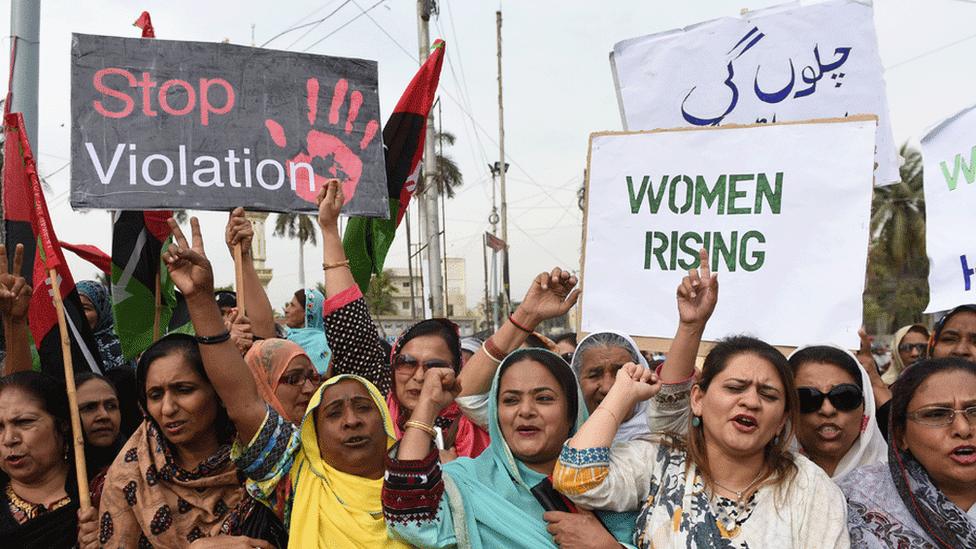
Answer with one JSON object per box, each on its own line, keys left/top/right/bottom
{"left": 676, "top": 248, "right": 718, "bottom": 328}
{"left": 162, "top": 217, "right": 215, "bottom": 301}
{"left": 0, "top": 244, "right": 32, "bottom": 322}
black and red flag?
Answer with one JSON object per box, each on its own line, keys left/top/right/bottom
{"left": 342, "top": 39, "right": 446, "bottom": 292}
{"left": 3, "top": 112, "right": 104, "bottom": 378}
{"left": 110, "top": 11, "right": 186, "bottom": 361}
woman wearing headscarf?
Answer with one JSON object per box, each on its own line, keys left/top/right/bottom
{"left": 244, "top": 338, "right": 320, "bottom": 425}
{"left": 283, "top": 288, "right": 332, "bottom": 375}
{"left": 0, "top": 372, "right": 80, "bottom": 549}
{"left": 840, "top": 357, "right": 976, "bottom": 548}
{"left": 787, "top": 345, "right": 887, "bottom": 481}
{"left": 383, "top": 348, "right": 638, "bottom": 548}
{"left": 161, "top": 180, "right": 410, "bottom": 547}
{"left": 552, "top": 252, "right": 849, "bottom": 547}
{"left": 571, "top": 331, "right": 653, "bottom": 443}
{"left": 75, "top": 372, "right": 124, "bottom": 508}
{"left": 94, "top": 334, "right": 286, "bottom": 548}
{"left": 77, "top": 280, "right": 128, "bottom": 370}
{"left": 883, "top": 324, "right": 929, "bottom": 385}
{"left": 387, "top": 319, "right": 489, "bottom": 459}
{"left": 929, "top": 304, "right": 976, "bottom": 360}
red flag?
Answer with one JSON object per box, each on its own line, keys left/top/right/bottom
{"left": 342, "top": 40, "right": 446, "bottom": 291}
{"left": 3, "top": 112, "right": 104, "bottom": 376}
{"left": 485, "top": 232, "right": 506, "bottom": 252}
{"left": 62, "top": 242, "right": 112, "bottom": 275}
{"left": 133, "top": 11, "right": 155, "bottom": 38}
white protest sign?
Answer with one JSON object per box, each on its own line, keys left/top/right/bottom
{"left": 611, "top": 0, "right": 898, "bottom": 185}
{"left": 580, "top": 117, "right": 876, "bottom": 349}
{"left": 922, "top": 104, "right": 976, "bottom": 313}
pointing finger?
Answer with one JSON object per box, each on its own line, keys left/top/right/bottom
{"left": 699, "top": 248, "right": 711, "bottom": 281}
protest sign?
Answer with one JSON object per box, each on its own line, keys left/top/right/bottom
{"left": 579, "top": 117, "right": 876, "bottom": 349}
{"left": 921, "top": 104, "right": 976, "bottom": 313}
{"left": 611, "top": 0, "right": 897, "bottom": 185}
{"left": 70, "top": 33, "right": 388, "bottom": 217}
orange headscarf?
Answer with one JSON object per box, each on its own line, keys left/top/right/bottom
{"left": 245, "top": 338, "right": 309, "bottom": 423}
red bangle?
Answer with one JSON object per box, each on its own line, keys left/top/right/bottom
{"left": 484, "top": 337, "right": 506, "bottom": 362}
{"left": 508, "top": 314, "right": 533, "bottom": 334}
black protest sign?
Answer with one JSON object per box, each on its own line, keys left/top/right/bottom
{"left": 70, "top": 33, "right": 389, "bottom": 218}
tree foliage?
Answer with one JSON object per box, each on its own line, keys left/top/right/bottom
{"left": 273, "top": 213, "right": 318, "bottom": 246}
{"left": 863, "top": 144, "right": 929, "bottom": 334}
{"left": 364, "top": 269, "right": 397, "bottom": 316}
{"left": 418, "top": 131, "right": 464, "bottom": 198}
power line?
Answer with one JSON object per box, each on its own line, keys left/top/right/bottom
{"left": 259, "top": 0, "right": 352, "bottom": 48}
{"left": 885, "top": 31, "right": 976, "bottom": 71}
{"left": 302, "top": 0, "right": 389, "bottom": 52}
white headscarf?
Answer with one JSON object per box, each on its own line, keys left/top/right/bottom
{"left": 787, "top": 344, "right": 888, "bottom": 481}
{"left": 571, "top": 330, "right": 652, "bottom": 443}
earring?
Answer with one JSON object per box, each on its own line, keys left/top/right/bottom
{"left": 772, "top": 434, "right": 780, "bottom": 446}
{"left": 692, "top": 416, "right": 701, "bottom": 427}
{"left": 64, "top": 443, "right": 70, "bottom": 462}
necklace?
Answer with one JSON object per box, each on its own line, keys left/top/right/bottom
{"left": 710, "top": 468, "right": 765, "bottom": 502}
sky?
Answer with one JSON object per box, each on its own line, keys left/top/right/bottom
{"left": 1, "top": 0, "right": 975, "bottom": 316}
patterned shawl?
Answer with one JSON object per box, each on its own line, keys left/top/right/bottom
{"left": 97, "top": 420, "right": 252, "bottom": 547}
{"left": 77, "top": 280, "right": 127, "bottom": 370}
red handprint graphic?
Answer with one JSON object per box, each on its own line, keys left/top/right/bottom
{"left": 265, "top": 78, "right": 380, "bottom": 204}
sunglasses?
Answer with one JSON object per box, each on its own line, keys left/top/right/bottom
{"left": 279, "top": 370, "right": 323, "bottom": 387}
{"left": 393, "top": 354, "right": 454, "bottom": 374}
{"left": 897, "top": 343, "right": 927, "bottom": 354}
{"left": 797, "top": 384, "right": 863, "bottom": 414}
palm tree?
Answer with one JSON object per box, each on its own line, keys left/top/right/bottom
{"left": 364, "top": 269, "right": 397, "bottom": 316}
{"left": 863, "top": 144, "right": 929, "bottom": 333}
{"left": 418, "top": 131, "right": 464, "bottom": 198}
{"left": 273, "top": 213, "right": 317, "bottom": 288}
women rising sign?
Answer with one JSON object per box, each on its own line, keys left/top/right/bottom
{"left": 70, "top": 33, "right": 388, "bottom": 217}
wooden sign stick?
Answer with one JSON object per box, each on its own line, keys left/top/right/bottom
{"left": 233, "top": 242, "right": 246, "bottom": 314}
{"left": 152, "top": 270, "right": 162, "bottom": 342}
{"left": 48, "top": 268, "right": 91, "bottom": 511}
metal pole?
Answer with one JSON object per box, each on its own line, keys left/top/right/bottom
{"left": 416, "top": 0, "right": 445, "bottom": 317}
{"left": 9, "top": 0, "right": 40, "bottom": 147}
{"left": 405, "top": 206, "right": 417, "bottom": 320}
{"left": 482, "top": 234, "right": 490, "bottom": 332}
{"left": 496, "top": 10, "right": 511, "bottom": 315}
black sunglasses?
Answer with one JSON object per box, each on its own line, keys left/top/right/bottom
{"left": 797, "top": 384, "right": 863, "bottom": 414}
{"left": 897, "top": 342, "right": 927, "bottom": 354}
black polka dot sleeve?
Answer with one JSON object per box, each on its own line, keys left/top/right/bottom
{"left": 323, "top": 286, "right": 392, "bottom": 395}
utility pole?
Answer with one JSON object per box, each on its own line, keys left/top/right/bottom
{"left": 416, "top": 0, "right": 445, "bottom": 316}
{"left": 9, "top": 0, "right": 40, "bottom": 146}
{"left": 495, "top": 10, "right": 511, "bottom": 316}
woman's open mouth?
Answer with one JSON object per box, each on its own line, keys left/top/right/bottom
{"left": 950, "top": 445, "right": 976, "bottom": 465}
{"left": 731, "top": 414, "right": 758, "bottom": 433}
{"left": 343, "top": 435, "right": 370, "bottom": 448}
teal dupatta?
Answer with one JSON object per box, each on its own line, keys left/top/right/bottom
{"left": 391, "top": 349, "right": 636, "bottom": 548}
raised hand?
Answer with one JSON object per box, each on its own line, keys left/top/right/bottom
{"left": 608, "top": 362, "right": 661, "bottom": 407}
{"left": 316, "top": 178, "right": 344, "bottom": 231}
{"left": 224, "top": 207, "right": 254, "bottom": 257}
{"left": 0, "top": 244, "right": 32, "bottom": 321}
{"left": 676, "top": 248, "right": 718, "bottom": 328}
{"left": 418, "top": 368, "right": 462, "bottom": 415}
{"left": 516, "top": 267, "right": 581, "bottom": 327}
{"left": 225, "top": 309, "right": 254, "bottom": 355}
{"left": 162, "top": 217, "right": 214, "bottom": 302}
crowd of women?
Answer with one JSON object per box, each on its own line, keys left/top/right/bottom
{"left": 0, "top": 178, "right": 973, "bottom": 548}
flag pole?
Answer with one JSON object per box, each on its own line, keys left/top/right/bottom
{"left": 152, "top": 270, "right": 162, "bottom": 341}
{"left": 48, "top": 267, "right": 92, "bottom": 511}
{"left": 234, "top": 242, "right": 246, "bottom": 313}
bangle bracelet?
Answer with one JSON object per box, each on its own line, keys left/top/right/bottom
{"left": 195, "top": 331, "right": 231, "bottom": 345}
{"left": 594, "top": 406, "right": 620, "bottom": 424}
{"left": 323, "top": 259, "right": 350, "bottom": 270}
{"left": 484, "top": 337, "right": 506, "bottom": 363}
{"left": 404, "top": 420, "right": 437, "bottom": 439}
{"left": 508, "top": 314, "right": 534, "bottom": 334}
{"left": 482, "top": 340, "right": 503, "bottom": 363}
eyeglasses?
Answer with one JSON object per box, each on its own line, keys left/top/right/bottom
{"left": 898, "top": 343, "right": 927, "bottom": 354}
{"left": 279, "top": 370, "right": 323, "bottom": 387}
{"left": 907, "top": 405, "right": 976, "bottom": 427}
{"left": 797, "top": 384, "right": 863, "bottom": 414}
{"left": 393, "top": 354, "right": 454, "bottom": 374}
